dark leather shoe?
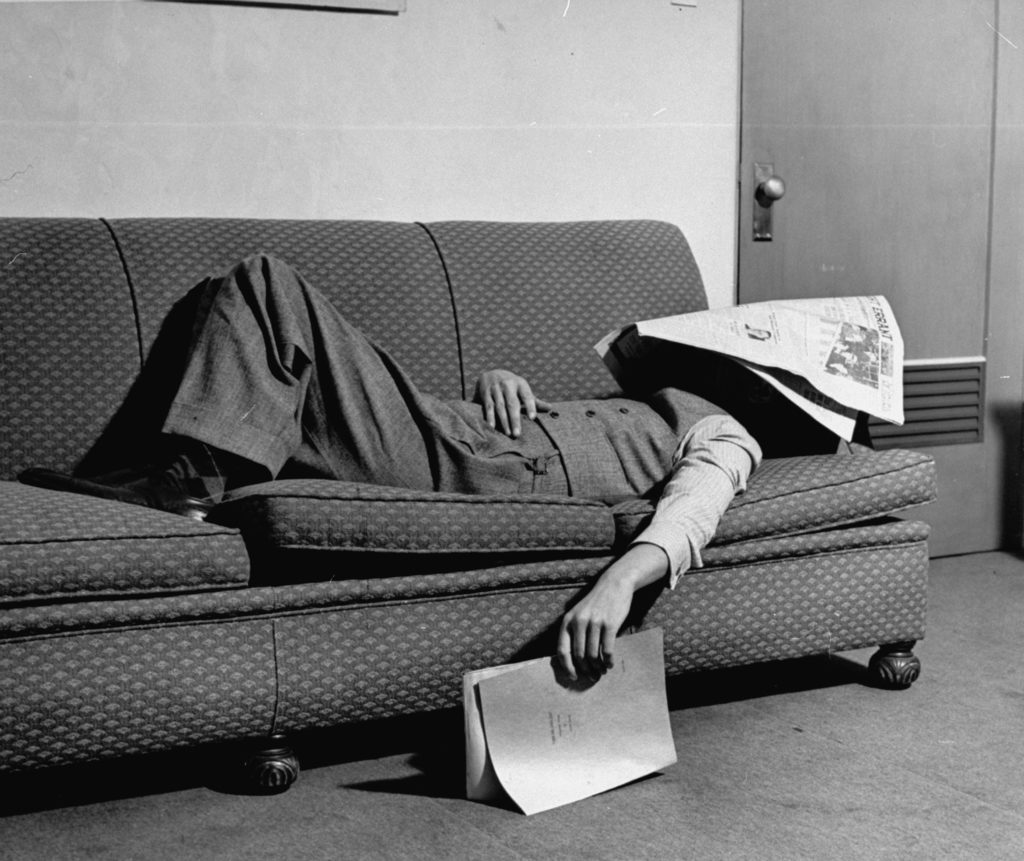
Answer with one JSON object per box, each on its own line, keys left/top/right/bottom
{"left": 19, "top": 468, "right": 214, "bottom": 522}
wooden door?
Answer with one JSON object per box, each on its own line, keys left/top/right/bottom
{"left": 738, "top": 0, "right": 1022, "bottom": 557}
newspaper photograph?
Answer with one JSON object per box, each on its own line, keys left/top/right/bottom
{"left": 595, "top": 296, "right": 904, "bottom": 440}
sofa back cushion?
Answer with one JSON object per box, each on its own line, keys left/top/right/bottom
{"left": 108, "top": 219, "right": 462, "bottom": 398}
{"left": 0, "top": 219, "right": 141, "bottom": 479}
{"left": 0, "top": 217, "right": 706, "bottom": 479}
{"left": 425, "top": 220, "right": 708, "bottom": 400}
{"left": 0, "top": 218, "right": 463, "bottom": 479}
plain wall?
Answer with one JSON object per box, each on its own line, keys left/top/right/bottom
{"left": 0, "top": 0, "right": 741, "bottom": 307}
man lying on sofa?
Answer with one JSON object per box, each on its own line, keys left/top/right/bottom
{"left": 21, "top": 255, "right": 762, "bottom": 683}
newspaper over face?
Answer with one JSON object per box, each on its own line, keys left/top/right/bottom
{"left": 595, "top": 296, "right": 904, "bottom": 441}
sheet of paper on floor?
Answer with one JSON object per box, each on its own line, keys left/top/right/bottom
{"left": 464, "top": 628, "right": 677, "bottom": 815}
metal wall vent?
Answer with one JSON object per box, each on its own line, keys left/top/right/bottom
{"left": 869, "top": 358, "right": 985, "bottom": 449}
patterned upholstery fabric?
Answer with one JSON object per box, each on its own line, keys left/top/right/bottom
{"left": 0, "top": 621, "right": 276, "bottom": 771}
{"left": 0, "top": 586, "right": 276, "bottom": 640}
{"left": 272, "top": 557, "right": 609, "bottom": 610}
{"left": 700, "top": 518, "right": 929, "bottom": 568}
{"left": 107, "top": 218, "right": 462, "bottom": 398}
{"left": 271, "top": 536, "right": 929, "bottom": 727}
{"left": 424, "top": 220, "right": 707, "bottom": 400}
{"left": 0, "top": 521, "right": 928, "bottom": 767}
{"left": 0, "top": 219, "right": 140, "bottom": 480}
{"left": 0, "top": 520, "right": 925, "bottom": 640}
{"left": 651, "top": 541, "right": 929, "bottom": 674}
{"left": 0, "top": 217, "right": 936, "bottom": 776}
{"left": 613, "top": 448, "right": 937, "bottom": 549}
{"left": 0, "top": 482, "right": 250, "bottom": 604}
{"left": 274, "top": 590, "right": 572, "bottom": 728}
{"left": 210, "top": 479, "right": 614, "bottom": 583}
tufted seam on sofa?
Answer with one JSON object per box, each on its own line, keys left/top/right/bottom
{"left": 221, "top": 493, "right": 605, "bottom": 507}
{"left": 681, "top": 534, "right": 930, "bottom": 579}
{"left": 731, "top": 451, "right": 936, "bottom": 509}
{"left": 0, "top": 580, "right": 252, "bottom": 608}
{"left": 101, "top": 217, "right": 146, "bottom": 368}
{"left": 417, "top": 221, "right": 467, "bottom": 399}
{"left": 268, "top": 542, "right": 609, "bottom": 555}
{"left": 2, "top": 531, "right": 241, "bottom": 547}
{"left": 218, "top": 482, "right": 608, "bottom": 508}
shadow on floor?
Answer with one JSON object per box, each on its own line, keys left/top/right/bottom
{"left": 666, "top": 652, "right": 872, "bottom": 710}
{"left": 334, "top": 653, "right": 875, "bottom": 801}
{"left": 0, "top": 652, "right": 873, "bottom": 814}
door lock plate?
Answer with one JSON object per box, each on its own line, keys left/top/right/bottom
{"left": 753, "top": 162, "right": 782, "bottom": 241}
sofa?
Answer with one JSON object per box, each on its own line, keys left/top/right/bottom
{"left": 0, "top": 218, "right": 936, "bottom": 791}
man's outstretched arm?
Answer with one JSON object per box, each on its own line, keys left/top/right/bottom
{"left": 557, "top": 542, "right": 670, "bottom": 681}
{"left": 557, "top": 414, "right": 762, "bottom": 681}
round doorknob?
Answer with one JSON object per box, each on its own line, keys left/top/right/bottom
{"left": 756, "top": 175, "right": 786, "bottom": 204}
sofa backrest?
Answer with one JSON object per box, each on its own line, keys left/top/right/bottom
{"left": 0, "top": 218, "right": 708, "bottom": 480}
{"left": 106, "top": 219, "right": 460, "bottom": 395}
{"left": 424, "top": 220, "right": 707, "bottom": 401}
{"left": 1, "top": 219, "right": 141, "bottom": 481}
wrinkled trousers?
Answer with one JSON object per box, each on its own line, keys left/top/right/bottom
{"left": 162, "top": 255, "right": 761, "bottom": 580}
{"left": 162, "top": 255, "right": 691, "bottom": 499}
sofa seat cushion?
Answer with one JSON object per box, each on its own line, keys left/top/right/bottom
{"left": 0, "top": 519, "right": 931, "bottom": 642}
{"left": 613, "top": 448, "right": 937, "bottom": 549}
{"left": 700, "top": 518, "right": 930, "bottom": 569}
{"left": 210, "top": 479, "right": 615, "bottom": 582}
{"left": 0, "top": 482, "right": 250, "bottom": 605}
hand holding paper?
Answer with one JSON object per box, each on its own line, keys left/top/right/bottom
{"left": 464, "top": 628, "right": 676, "bottom": 816}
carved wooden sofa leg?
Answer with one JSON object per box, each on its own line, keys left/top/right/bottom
{"left": 244, "top": 733, "right": 300, "bottom": 794}
{"left": 869, "top": 641, "right": 921, "bottom": 689}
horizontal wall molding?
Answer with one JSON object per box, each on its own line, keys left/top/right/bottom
{"left": 869, "top": 358, "right": 985, "bottom": 448}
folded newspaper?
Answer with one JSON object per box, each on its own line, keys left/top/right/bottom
{"left": 595, "top": 296, "right": 904, "bottom": 441}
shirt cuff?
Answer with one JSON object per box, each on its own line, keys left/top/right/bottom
{"left": 629, "top": 524, "right": 702, "bottom": 590}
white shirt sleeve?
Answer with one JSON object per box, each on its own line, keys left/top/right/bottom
{"left": 630, "top": 413, "right": 762, "bottom": 589}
